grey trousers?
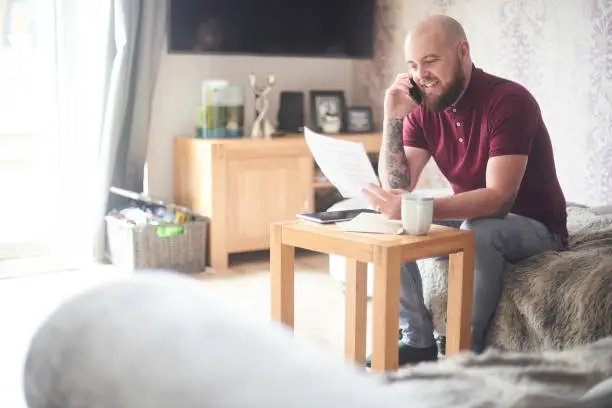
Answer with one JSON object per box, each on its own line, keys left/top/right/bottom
{"left": 399, "top": 213, "right": 563, "bottom": 352}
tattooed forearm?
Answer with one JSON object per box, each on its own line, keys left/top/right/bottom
{"left": 490, "top": 193, "right": 517, "bottom": 218}
{"left": 378, "top": 117, "right": 410, "bottom": 189}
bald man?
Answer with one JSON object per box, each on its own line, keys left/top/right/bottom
{"left": 362, "top": 15, "right": 567, "bottom": 366}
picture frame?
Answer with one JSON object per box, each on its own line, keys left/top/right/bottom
{"left": 309, "top": 90, "right": 346, "bottom": 133}
{"left": 346, "top": 106, "right": 374, "bottom": 133}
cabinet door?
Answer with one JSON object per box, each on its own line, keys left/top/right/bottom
{"left": 226, "top": 155, "right": 313, "bottom": 252}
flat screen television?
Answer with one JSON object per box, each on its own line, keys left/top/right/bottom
{"left": 168, "top": 0, "right": 375, "bottom": 59}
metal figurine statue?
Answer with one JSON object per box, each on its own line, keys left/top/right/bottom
{"left": 249, "top": 73, "right": 276, "bottom": 139}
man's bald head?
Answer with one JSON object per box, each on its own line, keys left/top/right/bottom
{"left": 404, "top": 15, "right": 469, "bottom": 63}
{"left": 407, "top": 15, "right": 467, "bottom": 50}
{"left": 403, "top": 15, "right": 472, "bottom": 112}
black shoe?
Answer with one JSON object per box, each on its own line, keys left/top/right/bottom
{"left": 397, "top": 343, "right": 438, "bottom": 366}
{"left": 365, "top": 329, "right": 438, "bottom": 367}
{"left": 436, "top": 335, "right": 446, "bottom": 356}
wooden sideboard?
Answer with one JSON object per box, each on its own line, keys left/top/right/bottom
{"left": 173, "top": 132, "right": 382, "bottom": 271}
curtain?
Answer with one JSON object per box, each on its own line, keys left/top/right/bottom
{"left": 355, "top": 0, "right": 612, "bottom": 206}
{"left": 55, "top": 0, "right": 166, "bottom": 262}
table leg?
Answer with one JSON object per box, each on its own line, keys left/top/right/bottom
{"left": 270, "top": 223, "right": 295, "bottom": 328}
{"left": 345, "top": 259, "right": 367, "bottom": 364}
{"left": 446, "top": 240, "right": 475, "bottom": 356}
{"left": 371, "top": 247, "right": 401, "bottom": 372}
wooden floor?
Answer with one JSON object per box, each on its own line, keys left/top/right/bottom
{"left": 196, "top": 249, "right": 376, "bottom": 360}
{"left": 0, "top": 249, "right": 376, "bottom": 407}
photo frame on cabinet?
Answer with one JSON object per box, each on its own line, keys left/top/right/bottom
{"left": 346, "top": 106, "right": 374, "bottom": 133}
{"left": 309, "top": 90, "right": 346, "bottom": 133}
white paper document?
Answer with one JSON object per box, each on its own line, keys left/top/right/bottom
{"left": 304, "top": 127, "right": 380, "bottom": 198}
{"left": 338, "top": 213, "right": 404, "bottom": 235}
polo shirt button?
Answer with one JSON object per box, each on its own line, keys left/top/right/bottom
{"left": 458, "top": 137, "right": 464, "bottom": 143}
{"left": 456, "top": 121, "right": 461, "bottom": 127}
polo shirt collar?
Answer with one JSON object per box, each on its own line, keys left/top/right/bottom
{"left": 445, "top": 64, "right": 481, "bottom": 114}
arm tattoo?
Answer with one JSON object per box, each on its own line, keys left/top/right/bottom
{"left": 379, "top": 117, "right": 410, "bottom": 189}
{"left": 491, "top": 192, "right": 517, "bottom": 218}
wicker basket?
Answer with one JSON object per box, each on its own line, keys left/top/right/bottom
{"left": 105, "top": 215, "right": 208, "bottom": 273}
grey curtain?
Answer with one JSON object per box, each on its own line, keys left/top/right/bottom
{"left": 94, "top": 0, "right": 167, "bottom": 260}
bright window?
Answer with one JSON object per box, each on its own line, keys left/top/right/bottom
{"left": 0, "top": 0, "right": 59, "bottom": 258}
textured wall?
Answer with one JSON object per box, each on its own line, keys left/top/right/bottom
{"left": 355, "top": 0, "right": 612, "bottom": 205}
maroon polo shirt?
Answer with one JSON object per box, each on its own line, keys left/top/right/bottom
{"left": 403, "top": 64, "right": 568, "bottom": 248}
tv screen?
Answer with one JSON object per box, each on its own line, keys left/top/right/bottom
{"left": 168, "top": 0, "right": 375, "bottom": 59}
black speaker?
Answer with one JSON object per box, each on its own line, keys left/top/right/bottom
{"left": 277, "top": 91, "right": 304, "bottom": 133}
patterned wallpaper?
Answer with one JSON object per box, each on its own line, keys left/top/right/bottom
{"left": 354, "top": 0, "right": 612, "bottom": 206}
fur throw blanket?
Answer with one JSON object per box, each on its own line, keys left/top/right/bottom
{"left": 385, "top": 336, "right": 612, "bottom": 408}
{"left": 421, "top": 206, "right": 612, "bottom": 352}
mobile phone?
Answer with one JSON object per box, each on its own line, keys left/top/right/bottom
{"left": 409, "top": 77, "right": 423, "bottom": 105}
{"left": 296, "top": 208, "right": 379, "bottom": 224}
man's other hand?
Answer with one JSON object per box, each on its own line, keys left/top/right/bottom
{"left": 361, "top": 183, "right": 408, "bottom": 220}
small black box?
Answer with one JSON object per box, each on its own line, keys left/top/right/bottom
{"left": 277, "top": 91, "right": 304, "bottom": 133}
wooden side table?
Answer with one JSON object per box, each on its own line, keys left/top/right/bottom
{"left": 270, "top": 220, "right": 474, "bottom": 372}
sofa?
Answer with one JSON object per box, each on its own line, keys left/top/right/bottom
{"left": 22, "top": 272, "right": 612, "bottom": 407}
{"left": 328, "top": 197, "right": 612, "bottom": 352}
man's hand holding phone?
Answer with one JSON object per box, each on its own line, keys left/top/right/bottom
{"left": 384, "top": 73, "right": 422, "bottom": 119}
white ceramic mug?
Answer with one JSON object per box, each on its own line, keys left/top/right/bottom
{"left": 401, "top": 193, "right": 434, "bottom": 235}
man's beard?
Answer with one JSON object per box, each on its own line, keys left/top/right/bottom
{"left": 423, "top": 64, "right": 466, "bottom": 112}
